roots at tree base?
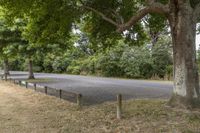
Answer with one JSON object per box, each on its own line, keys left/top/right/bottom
{"left": 168, "top": 94, "right": 200, "bottom": 109}
{"left": 28, "top": 75, "right": 35, "bottom": 79}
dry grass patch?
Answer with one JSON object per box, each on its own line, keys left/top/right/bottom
{"left": 25, "top": 78, "right": 54, "bottom": 83}
{"left": 0, "top": 81, "right": 199, "bottom": 133}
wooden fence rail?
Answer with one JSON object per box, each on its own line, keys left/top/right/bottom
{"left": 1, "top": 77, "right": 125, "bottom": 119}
{"left": 3, "top": 78, "right": 82, "bottom": 108}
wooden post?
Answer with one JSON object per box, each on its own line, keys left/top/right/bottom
{"left": 59, "top": 89, "right": 62, "bottom": 99}
{"left": 45, "top": 86, "right": 47, "bottom": 94}
{"left": 25, "top": 82, "right": 28, "bottom": 88}
{"left": 5, "top": 74, "right": 7, "bottom": 81}
{"left": 19, "top": 80, "right": 21, "bottom": 86}
{"left": 34, "top": 83, "right": 36, "bottom": 91}
{"left": 77, "top": 94, "right": 82, "bottom": 108}
{"left": 117, "top": 94, "right": 122, "bottom": 119}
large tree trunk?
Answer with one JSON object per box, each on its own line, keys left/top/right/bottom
{"left": 168, "top": 2, "right": 200, "bottom": 108}
{"left": 3, "top": 59, "right": 10, "bottom": 80}
{"left": 28, "top": 58, "right": 35, "bottom": 79}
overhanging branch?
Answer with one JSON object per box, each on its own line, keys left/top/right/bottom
{"left": 82, "top": 5, "right": 119, "bottom": 27}
{"left": 82, "top": 1, "right": 169, "bottom": 33}
{"left": 146, "top": 0, "right": 155, "bottom": 5}
{"left": 117, "top": 2, "right": 170, "bottom": 32}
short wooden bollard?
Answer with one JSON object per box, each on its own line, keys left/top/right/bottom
{"left": 45, "top": 86, "right": 47, "bottom": 94}
{"left": 25, "top": 82, "right": 28, "bottom": 88}
{"left": 19, "top": 81, "right": 22, "bottom": 86}
{"left": 117, "top": 94, "right": 122, "bottom": 119}
{"left": 77, "top": 94, "right": 82, "bottom": 108}
{"left": 59, "top": 89, "right": 62, "bottom": 99}
{"left": 34, "top": 83, "right": 36, "bottom": 91}
{"left": 5, "top": 74, "right": 7, "bottom": 81}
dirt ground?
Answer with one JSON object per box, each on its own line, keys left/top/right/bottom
{"left": 0, "top": 81, "right": 200, "bottom": 133}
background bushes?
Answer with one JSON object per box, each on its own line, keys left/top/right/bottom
{"left": 7, "top": 40, "right": 173, "bottom": 80}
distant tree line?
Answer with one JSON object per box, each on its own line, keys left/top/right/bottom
{"left": 4, "top": 35, "right": 173, "bottom": 80}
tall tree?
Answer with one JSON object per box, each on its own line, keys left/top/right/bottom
{"left": 0, "top": 13, "right": 25, "bottom": 79}
{"left": 80, "top": 0, "right": 200, "bottom": 108}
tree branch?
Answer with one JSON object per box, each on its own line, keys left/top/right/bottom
{"left": 146, "top": 0, "right": 155, "bottom": 5}
{"left": 81, "top": 1, "right": 169, "bottom": 33}
{"left": 82, "top": 5, "right": 119, "bottom": 27}
{"left": 117, "top": 2, "right": 170, "bottom": 32}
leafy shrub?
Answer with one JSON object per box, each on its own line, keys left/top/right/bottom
{"left": 120, "top": 46, "right": 153, "bottom": 78}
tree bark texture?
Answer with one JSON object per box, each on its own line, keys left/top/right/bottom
{"left": 4, "top": 59, "right": 9, "bottom": 77}
{"left": 168, "top": 1, "right": 200, "bottom": 107}
{"left": 28, "top": 58, "right": 35, "bottom": 79}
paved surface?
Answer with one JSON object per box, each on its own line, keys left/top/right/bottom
{"left": 3, "top": 71, "right": 173, "bottom": 105}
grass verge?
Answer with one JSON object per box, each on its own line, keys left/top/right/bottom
{"left": 25, "top": 78, "right": 54, "bottom": 83}
{"left": 0, "top": 81, "right": 199, "bottom": 133}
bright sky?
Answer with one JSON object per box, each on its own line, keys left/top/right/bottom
{"left": 196, "top": 34, "right": 200, "bottom": 50}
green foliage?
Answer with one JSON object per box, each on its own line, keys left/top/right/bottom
{"left": 0, "top": 0, "right": 173, "bottom": 80}
{"left": 120, "top": 46, "right": 153, "bottom": 78}
{"left": 1, "top": 0, "right": 167, "bottom": 48}
{"left": 7, "top": 34, "right": 173, "bottom": 80}
{"left": 79, "top": 56, "right": 97, "bottom": 75}
{"left": 67, "top": 60, "right": 81, "bottom": 74}
{"left": 0, "top": 13, "right": 26, "bottom": 62}
{"left": 1, "top": 0, "right": 79, "bottom": 45}
{"left": 151, "top": 36, "right": 172, "bottom": 78}
{"left": 96, "top": 54, "right": 122, "bottom": 77}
